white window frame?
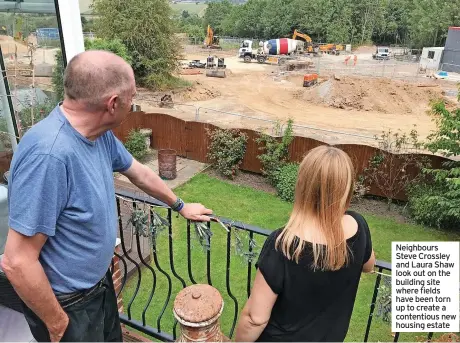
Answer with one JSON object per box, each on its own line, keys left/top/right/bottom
{"left": 55, "top": 0, "right": 85, "bottom": 66}
{"left": 0, "top": 0, "right": 85, "bottom": 150}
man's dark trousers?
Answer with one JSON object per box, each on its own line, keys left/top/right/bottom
{"left": 22, "top": 270, "right": 122, "bottom": 342}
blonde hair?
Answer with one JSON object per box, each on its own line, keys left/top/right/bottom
{"left": 275, "top": 146, "right": 355, "bottom": 271}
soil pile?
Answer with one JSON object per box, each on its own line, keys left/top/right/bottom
{"left": 134, "top": 81, "right": 220, "bottom": 105}
{"left": 0, "top": 35, "right": 29, "bottom": 54}
{"left": 180, "top": 81, "right": 221, "bottom": 102}
{"left": 303, "top": 76, "right": 444, "bottom": 114}
{"left": 353, "top": 45, "right": 376, "bottom": 54}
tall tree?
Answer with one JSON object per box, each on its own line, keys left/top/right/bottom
{"left": 372, "top": 0, "right": 410, "bottom": 45}
{"left": 408, "top": 0, "right": 450, "bottom": 47}
{"left": 203, "top": 0, "right": 233, "bottom": 34}
{"left": 289, "top": 0, "right": 335, "bottom": 42}
{"left": 259, "top": 0, "right": 293, "bottom": 39}
{"left": 92, "top": 0, "right": 181, "bottom": 89}
{"left": 233, "top": 0, "right": 267, "bottom": 38}
{"left": 202, "top": 0, "right": 460, "bottom": 47}
{"left": 326, "top": 0, "right": 353, "bottom": 43}
{"left": 220, "top": 5, "right": 244, "bottom": 37}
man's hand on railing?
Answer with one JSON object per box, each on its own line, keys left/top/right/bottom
{"left": 179, "top": 203, "right": 213, "bottom": 222}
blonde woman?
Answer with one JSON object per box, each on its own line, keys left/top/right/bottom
{"left": 235, "top": 146, "right": 375, "bottom": 342}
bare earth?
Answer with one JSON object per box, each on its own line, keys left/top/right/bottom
{"left": 4, "top": 37, "right": 457, "bottom": 146}
{"left": 136, "top": 49, "right": 459, "bottom": 145}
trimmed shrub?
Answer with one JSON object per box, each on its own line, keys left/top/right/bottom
{"left": 274, "top": 163, "right": 299, "bottom": 202}
{"left": 84, "top": 38, "right": 132, "bottom": 64}
{"left": 407, "top": 181, "right": 460, "bottom": 230}
{"left": 407, "top": 90, "right": 460, "bottom": 230}
{"left": 125, "top": 129, "right": 147, "bottom": 161}
{"left": 256, "top": 119, "right": 294, "bottom": 185}
{"left": 207, "top": 128, "right": 248, "bottom": 179}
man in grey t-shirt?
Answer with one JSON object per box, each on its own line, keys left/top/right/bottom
{"left": 1, "top": 50, "right": 212, "bottom": 342}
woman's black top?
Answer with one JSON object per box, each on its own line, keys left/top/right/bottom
{"left": 256, "top": 210, "right": 373, "bottom": 342}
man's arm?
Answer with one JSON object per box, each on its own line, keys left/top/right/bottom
{"left": 121, "top": 159, "right": 212, "bottom": 221}
{"left": 1, "top": 230, "right": 68, "bottom": 342}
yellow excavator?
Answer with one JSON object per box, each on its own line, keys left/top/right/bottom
{"left": 203, "top": 25, "right": 221, "bottom": 49}
{"left": 292, "top": 29, "right": 316, "bottom": 53}
{"left": 292, "top": 29, "right": 344, "bottom": 55}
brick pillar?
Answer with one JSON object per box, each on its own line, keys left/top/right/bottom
{"left": 174, "top": 284, "right": 229, "bottom": 342}
{"left": 112, "top": 238, "right": 124, "bottom": 313}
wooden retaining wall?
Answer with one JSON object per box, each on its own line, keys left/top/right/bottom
{"left": 113, "top": 111, "right": 449, "bottom": 201}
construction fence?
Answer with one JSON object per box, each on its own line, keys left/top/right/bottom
{"left": 130, "top": 92, "right": 380, "bottom": 145}
{"left": 187, "top": 36, "right": 258, "bottom": 46}
{"left": 112, "top": 111, "right": 449, "bottom": 201}
{"left": 312, "top": 57, "right": 424, "bottom": 81}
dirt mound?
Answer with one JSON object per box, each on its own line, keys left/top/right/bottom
{"left": 180, "top": 80, "right": 221, "bottom": 101}
{"left": 0, "top": 35, "right": 29, "bottom": 54}
{"left": 302, "top": 76, "right": 443, "bottom": 114}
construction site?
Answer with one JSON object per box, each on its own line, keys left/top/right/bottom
{"left": 132, "top": 41, "right": 457, "bottom": 145}
{"left": 0, "top": 31, "right": 59, "bottom": 155}
{"left": 2, "top": 25, "right": 460, "bottom": 145}
{"left": 0, "top": 33, "right": 56, "bottom": 91}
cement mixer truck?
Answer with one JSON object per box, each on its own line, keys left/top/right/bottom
{"left": 238, "top": 38, "right": 303, "bottom": 64}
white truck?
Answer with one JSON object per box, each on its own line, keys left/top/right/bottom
{"left": 372, "top": 46, "right": 391, "bottom": 60}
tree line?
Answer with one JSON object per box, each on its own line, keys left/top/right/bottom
{"left": 177, "top": 0, "right": 460, "bottom": 48}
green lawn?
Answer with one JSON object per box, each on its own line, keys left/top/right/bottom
{"left": 122, "top": 173, "right": 459, "bottom": 342}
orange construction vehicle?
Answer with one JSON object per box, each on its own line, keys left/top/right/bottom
{"left": 292, "top": 29, "right": 344, "bottom": 55}
{"left": 292, "top": 29, "right": 317, "bottom": 53}
{"left": 303, "top": 73, "right": 318, "bottom": 87}
{"left": 203, "top": 25, "right": 221, "bottom": 49}
{"left": 318, "top": 43, "right": 344, "bottom": 55}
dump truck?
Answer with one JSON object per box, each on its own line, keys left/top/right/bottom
{"left": 238, "top": 39, "right": 302, "bottom": 64}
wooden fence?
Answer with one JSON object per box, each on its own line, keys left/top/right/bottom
{"left": 113, "top": 111, "right": 449, "bottom": 201}
{"left": 0, "top": 151, "right": 13, "bottom": 180}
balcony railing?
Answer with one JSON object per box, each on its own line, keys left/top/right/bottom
{"left": 0, "top": 187, "right": 442, "bottom": 342}
{"left": 114, "top": 188, "right": 436, "bottom": 343}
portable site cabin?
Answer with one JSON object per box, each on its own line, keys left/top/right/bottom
{"left": 441, "top": 27, "right": 460, "bottom": 73}
{"left": 419, "top": 47, "right": 444, "bottom": 71}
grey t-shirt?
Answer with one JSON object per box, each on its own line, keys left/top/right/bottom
{"left": 8, "top": 105, "right": 133, "bottom": 293}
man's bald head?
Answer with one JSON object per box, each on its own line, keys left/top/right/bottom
{"left": 63, "top": 50, "right": 135, "bottom": 110}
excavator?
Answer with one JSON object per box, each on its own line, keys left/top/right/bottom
{"left": 292, "top": 29, "right": 344, "bottom": 55}
{"left": 203, "top": 25, "right": 221, "bottom": 49}
{"left": 292, "top": 29, "right": 317, "bottom": 54}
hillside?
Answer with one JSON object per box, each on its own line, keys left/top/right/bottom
{"left": 171, "top": 2, "right": 207, "bottom": 16}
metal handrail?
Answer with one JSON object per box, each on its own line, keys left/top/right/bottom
{"left": 113, "top": 188, "right": 436, "bottom": 343}
{"left": 0, "top": 187, "right": 437, "bottom": 343}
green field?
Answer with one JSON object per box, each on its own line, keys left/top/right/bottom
{"left": 170, "top": 2, "right": 207, "bottom": 16}
{"left": 122, "top": 173, "right": 459, "bottom": 342}
{"left": 80, "top": 1, "right": 207, "bottom": 17}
